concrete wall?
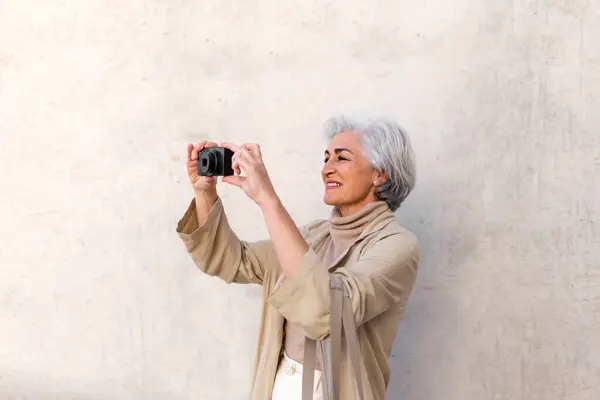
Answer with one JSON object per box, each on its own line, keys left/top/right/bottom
{"left": 1, "top": 1, "right": 599, "bottom": 399}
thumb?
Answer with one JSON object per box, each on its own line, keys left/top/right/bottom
{"left": 222, "top": 175, "right": 245, "bottom": 187}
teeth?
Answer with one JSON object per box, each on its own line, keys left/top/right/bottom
{"left": 327, "top": 183, "right": 340, "bottom": 187}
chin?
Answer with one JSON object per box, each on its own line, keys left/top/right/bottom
{"left": 323, "top": 193, "right": 342, "bottom": 207}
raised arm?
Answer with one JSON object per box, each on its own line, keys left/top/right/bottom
{"left": 176, "top": 195, "right": 278, "bottom": 285}
{"left": 177, "top": 141, "right": 279, "bottom": 285}
{"left": 220, "top": 142, "right": 311, "bottom": 279}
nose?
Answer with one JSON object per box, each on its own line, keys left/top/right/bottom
{"left": 321, "top": 159, "right": 335, "bottom": 178}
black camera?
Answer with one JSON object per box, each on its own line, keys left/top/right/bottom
{"left": 197, "top": 147, "right": 234, "bottom": 176}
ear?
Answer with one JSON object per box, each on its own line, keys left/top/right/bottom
{"left": 372, "top": 170, "right": 388, "bottom": 187}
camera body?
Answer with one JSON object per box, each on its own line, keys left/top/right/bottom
{"left": 197, "top": 147, "right": 234, "bottom": 176}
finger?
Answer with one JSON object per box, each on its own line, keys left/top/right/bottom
{"left": 187, "top": 144, "right": 194, "bottom": 161}
{"left": 231, "top": 149, "right": 245, "bottom": 172}
{"left": 192, "top": 140, "right": 215, "bottom": 160}
{"left": 221, "top": 142, "right": 241, "bottom": 153}
{"left": 238, "top": 149, "right": 259, "bottom": 171}
{"left": 192, "top": 142, "right": 206, "bottom": 160}
{"left": 232, "top": 155, "right": 242, "bottom": 175}
{"left": 242, "top": 143, "right": 262, "bottom": 159}
{"left": 232, "top": 156, "right": 251, "bottom": 174}
{"left": 221, "top": 175, "right": 245, "bottom": 187}
{"left": 238, "top": 148, "right": 251, "bottom": 161}
{"left": 240, "top": 148, "right": 258, "bottom": 165}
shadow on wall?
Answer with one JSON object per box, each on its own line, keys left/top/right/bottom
{"left": 386, "top": 182, "right": 475, "bottom": 400}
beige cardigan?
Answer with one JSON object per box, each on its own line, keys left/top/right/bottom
{"left": 176, "top": 196, "right": 419, "bottom": 400}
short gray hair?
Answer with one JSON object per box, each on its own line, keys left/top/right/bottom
{"left": 323, "top": 116, "right": 416, "bottom": 211}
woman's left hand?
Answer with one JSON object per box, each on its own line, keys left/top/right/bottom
{"left": 221, "top": 142, "right": 279, "bottom": 208}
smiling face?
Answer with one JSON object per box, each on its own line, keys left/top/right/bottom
{"left": 321, "top": 131, "right": 387, "bottom": 216}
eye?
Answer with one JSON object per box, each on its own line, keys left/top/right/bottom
{"left": 324, "top": 155, "right": 349, "bottom": 163}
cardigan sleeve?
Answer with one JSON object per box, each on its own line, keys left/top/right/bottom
{"left": 268, "top": 231, "right": 419, "bottom": 340}
{"left": 175, "top": 196, "right": 279, "bottom": 285}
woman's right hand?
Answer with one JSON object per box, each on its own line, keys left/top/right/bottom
{"left": 187, "top": 141, "right": 219, "bottom": 193}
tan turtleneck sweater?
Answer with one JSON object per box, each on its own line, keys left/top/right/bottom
{"left": 283, "top": 200, "right": 391, "bottom": 365}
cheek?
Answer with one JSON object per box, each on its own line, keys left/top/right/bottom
{"left": 343, "top": 169, "right": 373, "bottom": 195}
{"left": 347, "top": 180, "right": 370, "bottom": 196}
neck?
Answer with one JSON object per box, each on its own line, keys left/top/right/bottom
{"left": 337, "top": 194, "right": 379, "bottom": 217}
{"left": 329, "top": 200, "right": 390, "bottom": 249}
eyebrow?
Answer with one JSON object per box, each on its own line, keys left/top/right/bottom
{"left": 324, "top": 147, "right": 353, "bottom": 155}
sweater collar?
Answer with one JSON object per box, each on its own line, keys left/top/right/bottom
{"left": 328, "top": 201, "right": 393, "bottom": 249}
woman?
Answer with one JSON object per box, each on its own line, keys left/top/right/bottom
{"left": 176, "top": 116, "right": 419, "bottom": 400}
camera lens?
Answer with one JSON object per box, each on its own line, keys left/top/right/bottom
{"left": 199, "top": 149, "right": 217, "bottom": 176}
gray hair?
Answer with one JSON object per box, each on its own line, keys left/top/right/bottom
{"left": 323, "top": 116, "right": 416, "bottom": 211}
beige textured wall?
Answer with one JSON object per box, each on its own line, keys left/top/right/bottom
{"left": 1, "top": 1, "right": 599, "bottom": 399}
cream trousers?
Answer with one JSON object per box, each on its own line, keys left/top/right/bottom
{"left": 271, "top": 352, "right": 323, "bottom": 400}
